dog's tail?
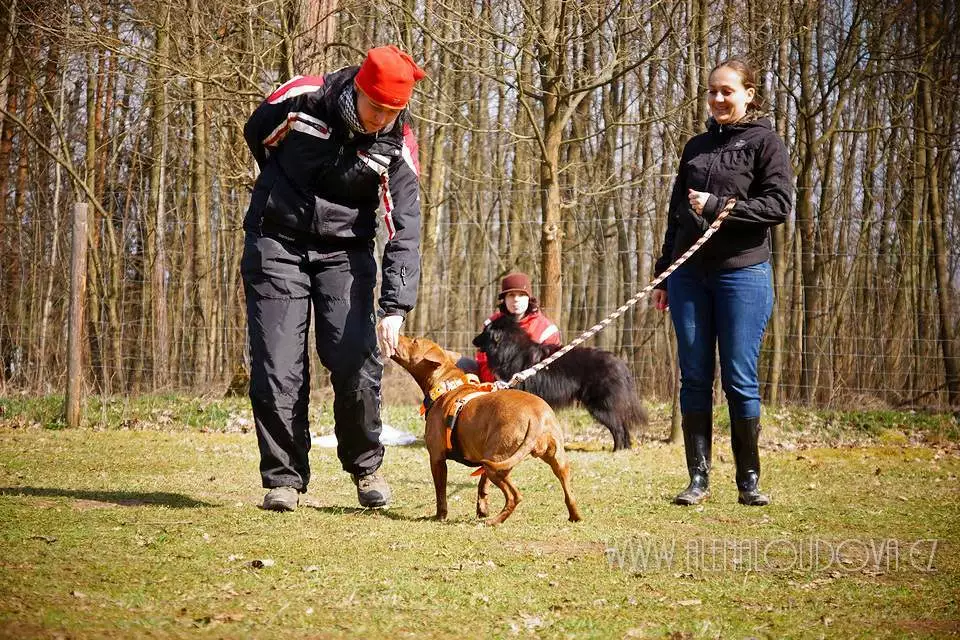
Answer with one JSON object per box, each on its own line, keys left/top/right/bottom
{"left": 620, "top": 368, "right": 649, "bottom": 444}
{"left": 625, "top": 396, "right": 650, "bottom": 444}
{"left": 629, "top": 394, "right": 649, "bottom": 427}
{"left": 477, "top": 417, "right": 540, "bottom": 472}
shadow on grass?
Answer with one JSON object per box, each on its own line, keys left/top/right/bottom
{"left": 0, "top": 486, "right": 216, "bottom": 508}
{"left": 307, "top": 505, "right": 493, "bottom": 524}
{"left": 307, "top": 478, "right": 481, "bottom": 523}
{"left": 307, "top": 505, "right": 425, "bottom": 521}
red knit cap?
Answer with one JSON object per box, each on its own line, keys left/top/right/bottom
{"left": 499, "top": 273, "right": 532, "bottom": 299}
{"left": 354, "top": 45, "right": 426, "bottom": 109}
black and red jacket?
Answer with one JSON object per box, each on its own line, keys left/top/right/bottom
{"left": 654, "top": 115, "right": 792, "bottom": 283}
{"left": 243, "top": 67, "right": 422, "bottom": 316}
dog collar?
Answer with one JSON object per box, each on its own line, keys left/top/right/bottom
{"left": 429, "top": 378, "right": 466, "bottom": 404}
{"left": 421, "top": 374, "right": 483, "bottom": 415}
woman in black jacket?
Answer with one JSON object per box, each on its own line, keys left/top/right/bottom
{"left": 652, "top": 59, "right": 793, "bottom": 507}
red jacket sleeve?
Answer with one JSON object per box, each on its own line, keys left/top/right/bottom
{"left": 476, "top": 351, "right": 496, "bottom": 383}
{"left": 476, "top": 311, "right": 502, "bottom": 382}
{"left": 521, "top": 312, "right": 561, "bottom": 345}
{"left": 541, "top": 324, "right": 562, "bottom": 346}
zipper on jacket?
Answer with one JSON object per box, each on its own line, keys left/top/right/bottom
{"left": 400, "top": 265, "right": 407, "bottom": 286}
{"left": 705, "top": 127, "right": 733, "bottom": 190}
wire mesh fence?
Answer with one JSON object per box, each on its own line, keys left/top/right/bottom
{"left": 1, "top": 187, "right": 955, "bottom": 413}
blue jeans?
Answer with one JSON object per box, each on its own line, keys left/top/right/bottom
{"left": 667, "top": 262, "right": 773, "bottom": 419}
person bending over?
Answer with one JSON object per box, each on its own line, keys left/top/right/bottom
{"left": 242, "top": 46, "right": 426, "bottom": 512}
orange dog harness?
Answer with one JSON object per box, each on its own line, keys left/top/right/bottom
{"left": 421, "top": 377, "right": 496, "bottom": 475}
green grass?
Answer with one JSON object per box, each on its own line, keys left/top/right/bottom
{"left": 0, "top": 396, "right": 958, "bottom": 638}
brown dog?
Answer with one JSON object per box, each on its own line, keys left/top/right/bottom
{"left": 391, "top": 335, "right": 581, "bottom": 525}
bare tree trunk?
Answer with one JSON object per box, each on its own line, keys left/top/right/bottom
{"left": 279, "top": 0, "right": 297, "bottom": 81}
{"left": 901, "top": 58, "right": 925, "bottom": 403}
{"left": 918, "top": 4, "right": 960, "bottom": 406}
{"left": 83, "top": 42, "right": 106, "bottom": 392}
{"left": 38, "top": 48, "right": 66, "bottom": 389}
{"left": 536, "top": 0, "right": 564, "bottom": 320}
{"left": 667, "top": 319, "right": 681, "bottom": 443}
{"left": 507, "top": 42, "right": 534, "bottom": 271}
{"left": 603, "top": 70, "right": 628, "bottom": 354}
{"left": 794, "top": 0, "right": 820, "bottom": 404}
{"left": 566, "top": 18, "right": 593, "bottom": 340}
{"left": 146, "top": 4, "right": 170, "bottom": 389}
{"left": 298, "top": 0, "right": 338, "bottom": 75}
{"left": 0, "top": 2, "right": 20, "bottom": 388}
{"left": 857, "top": 72, "right": 881, "bottom": 396}
{"left": 65, "top": 203, "right": 88, "bottom": 427}
{"left": 100, "top": 39, "right": 124, "bottom": 392}
{"left": 695, "top": 0, "right": 709, "bottom": 127}
{"left": 11, "top": 77, "right": 34, "bottom": 388}
{"left": 189, "top": 0, "right": 213, "bottom": 384}
{"left": 445, "top": 66, "right": 470, "bottom": 334}
{"left": 814, "top": 128, "right": 840, "bottom": 401}
{"left": 683, "top": 0, "right": 696, "bottom": 136}
{"left": 414, "top": 0, "right": 448, "bottom": 335}
{"left": 765, "top": 5, "right": 791, "bottom": 406}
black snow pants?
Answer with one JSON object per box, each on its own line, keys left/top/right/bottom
{"left": 241, "top": 231, "right": 384, "bottom": 491}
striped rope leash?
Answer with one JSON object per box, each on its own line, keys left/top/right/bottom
{"left": 496, "top": 198, "right": 735, "bottom": 390}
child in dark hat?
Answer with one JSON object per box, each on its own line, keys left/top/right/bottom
{"left": 458, "top": 272, "right": 561, "bottom": 382}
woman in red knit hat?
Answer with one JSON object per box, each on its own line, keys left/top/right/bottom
{"left": 458, "top": 272, "right": 561, "bottom": 382}
{"left": 241, "top": 46, "right": 425, "bottom": 513}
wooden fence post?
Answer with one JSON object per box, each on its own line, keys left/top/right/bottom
{"left": 64, "top": 203, "right": 88, "bottom": 428}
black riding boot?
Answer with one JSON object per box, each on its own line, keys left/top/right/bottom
{"left": 731, "top": 416, "right": 770, "bottom": 506}
{"left": 673, "top": 412, "right": 712, "bottom": 505}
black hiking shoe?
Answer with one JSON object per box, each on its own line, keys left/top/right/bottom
{"left": 352, "top": 471, "right": 391, "bottom": 508}
{"left": 262, "top": 486, "right": 299, "bottom": 512}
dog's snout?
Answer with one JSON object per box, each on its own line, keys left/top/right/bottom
{"left": 392, "top": 335, "right": 415, "bottom": 361}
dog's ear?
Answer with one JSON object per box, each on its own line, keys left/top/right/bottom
{"left": 474, "top": 327, "right": 499, "bottom": 349}
{"left": 471, "top": 330, "right": 486, "bottom": 348}
{"left": 424, "top": 344, "right": 450, "bottom": 366}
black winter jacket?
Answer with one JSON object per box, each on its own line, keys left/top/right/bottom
{"left": 243, "top": 67, "right": 422, "bottom": 316}
{"left": 654, "top": 116, "right": 792, "bottom": 282}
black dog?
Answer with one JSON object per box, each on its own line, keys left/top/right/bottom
{"left": 472, "top": 315, "right": 647, "bottom": 450}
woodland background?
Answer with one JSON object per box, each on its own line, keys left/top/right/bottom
{"left": 0, "top": 0, "right": 957, "bottom": 411}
